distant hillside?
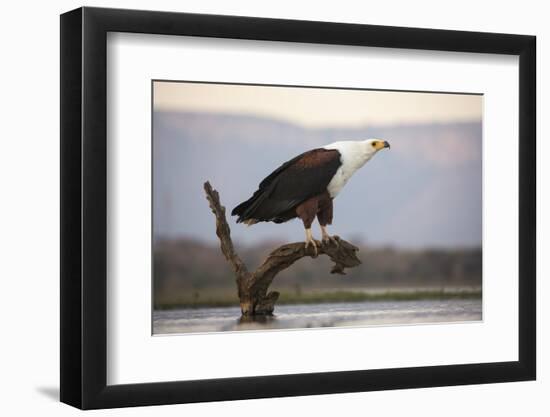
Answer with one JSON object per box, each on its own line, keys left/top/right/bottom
{"left": 153, "top": 111, "right": 482, "bottom": 248}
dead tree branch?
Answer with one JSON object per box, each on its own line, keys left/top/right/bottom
{"left": 204, "top": 181, "right": 361, "bottom": 316}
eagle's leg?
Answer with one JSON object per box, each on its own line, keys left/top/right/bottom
{"left": 317, "top": 195, "right": 338, "bottom": 246}
{"left": 296, "top": 198, "right": 321, "bottom": 256}
{"left": 304, "top": 228, "right": 318, "bottom": 256}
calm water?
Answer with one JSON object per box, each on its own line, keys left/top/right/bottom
{"left": 153, "top": 299, "right": 482, "bottom": 335}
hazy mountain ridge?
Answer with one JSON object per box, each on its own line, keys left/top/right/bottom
{"left": 153, "top": 111, "right": 482, "bottom": 248}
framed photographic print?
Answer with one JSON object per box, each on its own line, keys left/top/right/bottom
{"left": 60, "top": 6, "right": 536, "bottom": 409}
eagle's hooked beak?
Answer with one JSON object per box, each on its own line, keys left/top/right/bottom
{"left": 373, "top": 140, "right": 391, "bottom": 150}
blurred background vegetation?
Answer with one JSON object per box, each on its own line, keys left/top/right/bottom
{"left": 154, "top": 238, "right": 481, "bottom": 309}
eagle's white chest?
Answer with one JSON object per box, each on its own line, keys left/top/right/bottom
{"left": 323, "top": 141, "right": 374, "bottom": 198}
{"left": 326, "top": 165, "right": 353, "bottom": 197}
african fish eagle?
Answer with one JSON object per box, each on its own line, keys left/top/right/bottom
{"left": 231, "top": 139, "right": 390, "bottom": 254}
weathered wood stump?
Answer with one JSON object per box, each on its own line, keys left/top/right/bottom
{"left": 204, "top": 181, "right": 362, "bottom": 316}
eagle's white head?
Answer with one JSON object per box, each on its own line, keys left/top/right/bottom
{"left": 324, "top": 138, "right": 390, "bottom": 167}
{"left": 323, "top": 139, "right": 390, "bottom": 197}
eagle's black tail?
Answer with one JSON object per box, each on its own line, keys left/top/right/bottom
{"left": 231, "top": 188, "right": 269, "bottom": 225}
{"left": 232, "top": 185, "right": 300, "bottom": 225}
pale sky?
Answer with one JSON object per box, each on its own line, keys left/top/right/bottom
{"left": 153, "top": 81, "right": 482, "bottom": 128}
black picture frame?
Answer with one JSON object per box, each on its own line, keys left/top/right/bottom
{"left": 60, "top": 6, "right": 536, "bottom": 410}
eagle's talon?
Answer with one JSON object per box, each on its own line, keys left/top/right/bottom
{"left": 304, "top": 241, "right": 318, "bottom": 257}
{"left": 304, "top": 230, "right": 319, "bottom": 257}
{"left": 322, "top": 234, "right": 339, "bottom": 247}
{"left": 320, "top": 225, "right": 340, "bottom": 247}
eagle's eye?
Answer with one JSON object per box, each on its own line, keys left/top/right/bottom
{"left": 371, "top": 142, "right": 377, "bottom": 147}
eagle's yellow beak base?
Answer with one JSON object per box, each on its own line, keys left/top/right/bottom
{"left": 373, "top": 140, "right": 390, "bottom": 150}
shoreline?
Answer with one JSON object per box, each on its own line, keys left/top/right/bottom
{"left": 154, "top": 287, "right": 482, "bottom": 310}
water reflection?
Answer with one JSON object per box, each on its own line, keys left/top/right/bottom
{"left": 153, "top": 299, "right": 482, "bottom": 335}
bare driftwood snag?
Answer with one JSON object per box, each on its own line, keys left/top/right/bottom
{"left": 204, "top": 181, "right": 361, "bottom": 316}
